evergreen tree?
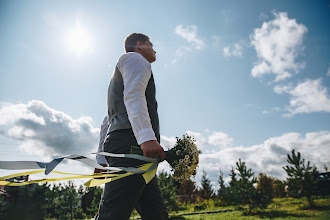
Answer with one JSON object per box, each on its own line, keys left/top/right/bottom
{"left": 4, "top": 183, "right": 48, "bottom": 220}
{"left": 217, "top": 170, "right": 226, "bottom": 197}
{"left": 5, "top": 185, "right": 33, "bottom": 220}
{"left": 30, "top": 183, "right": 48, "bottom": 218}
{"left": 200, "top": 170, "right": 213, "bottom": 199}
{"left": 44, "top": 183, "right": 58, "bottom": 218}
{"left": 158, "top": 171, "right": 178, "bottom": 210}
{"left": 65, "top": 181, "right": 80, "bottom": 220}
{"left": 283, "top": 149, "right": 318, "bottom": 207}
{"left": 51, "top": 181, "right": 81, "bottom": 219}
{"left": 2, "top": 181, "right": 99, "bottom": 219}
{"left": 229, "top": 159, "right": 272, "bottom": 214}
{"left": 85, "top": 186, "right": 103, "bottom": 217}
{"left": 229, "top": 167, "right": 237, "bottom": 189}
{"left": 236, "top": 159, "right": 257, "bottom": 213}
{"left": 226, "top": 167, "right": 240, "bottom": 204}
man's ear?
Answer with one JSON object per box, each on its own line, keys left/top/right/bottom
{"left": 136, "top": 41, "right": 142, "bottom": 50}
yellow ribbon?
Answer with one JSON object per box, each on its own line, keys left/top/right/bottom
{"left": 0, "top": 163, "right": 157, "bottom": 187}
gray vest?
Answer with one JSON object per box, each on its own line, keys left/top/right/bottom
{"left": 106, "top": 65, "right": 160, "bottom": 143}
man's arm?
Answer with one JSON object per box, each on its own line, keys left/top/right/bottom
{"left": 119, "top": 53, "right": 165, "bottom": 160}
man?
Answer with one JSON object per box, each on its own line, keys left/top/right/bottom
{"left": 96, "top": 33, "right": 168, "bottom": 219}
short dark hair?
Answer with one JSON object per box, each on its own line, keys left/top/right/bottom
{"left": 124, "top": 33, "right": 150, "bottom": 52}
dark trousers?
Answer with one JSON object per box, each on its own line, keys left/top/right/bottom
{"left": 96, "top": 129, "right": 168, "bottom": 220}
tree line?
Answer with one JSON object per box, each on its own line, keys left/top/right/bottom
{"left": 161, "top": 150, "right": 330, "bottom": 214}
{"left": 158, "top": 149, "right": 329, "bottom": 214}
{"left": 0, "top": 180, "right": 104, "bottom": 219}
{"left": 0, "top": 149, "right": 329, "bottom": 219}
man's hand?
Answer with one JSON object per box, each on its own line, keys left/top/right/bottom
{"left": 93, "top": 164, "right": 108, "bottom": 179}
{"left": 141, "top": 140, "right": 165, "bottom": 161}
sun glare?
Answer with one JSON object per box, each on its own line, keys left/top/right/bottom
{"left": 65, "top": 21, "right": 92, "bottom": 57}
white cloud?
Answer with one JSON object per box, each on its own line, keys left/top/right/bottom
{"left": 161, "top": 130, "right": 330, "bottom": 189}
{"left": 161, "top": 130, "right": 232, "bottom": 152}
{"left": 160, "top": 135, "right": 177, "bottom": 150}
{"left": 223, "top": 42, "right": 243, "bottom": 57}
{"left": 327, "top": 64, "right": 330, "bottom": 77}
{"left": 208, "top": 131, "right": 233, "bottom": 148}
{"left": 0, "top": 100, "right": 99, "bottom": 159}
{"left": 274, "top": 84, "right": 291, "bottom": 94}
{"left": 186, "top": 130, "right": 207, "bottom": 149}
{"left": 274, "top": 78, "right": 330, "bottom": 117}
{"left": 2, "top": 101, "right": 328, "bottom": 190}
{"left": 251, "top": 11, "right": 308, "bottom": 81}
{"left": 175, "top": 25, "right": 204, "bottom": 49}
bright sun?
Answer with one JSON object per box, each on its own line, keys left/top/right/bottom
{"left": 65, "top": 21, "right": 92, "bottom": 57}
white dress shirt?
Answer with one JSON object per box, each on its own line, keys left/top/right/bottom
{"left": 96, "top": 53, "right": 157, "bottom": 164}
{"left": 118, "top": 52, "right": 157, "bottom": 145}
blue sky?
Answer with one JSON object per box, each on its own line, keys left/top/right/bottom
{"left": 1, "top": 0, "right": 329, "bottom": 187}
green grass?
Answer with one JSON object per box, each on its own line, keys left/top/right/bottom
{"left": 129, "top": 197, "right": 330, "bottom": 219}
{"left": 166, "top": 197, "right": 330, "bottom": 220}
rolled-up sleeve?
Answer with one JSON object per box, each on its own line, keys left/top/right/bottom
{"left": 118, "top": 53, "right": 157, "bottom": 145}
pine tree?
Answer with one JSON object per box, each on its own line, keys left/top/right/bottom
{"left": 54, "top": 181, "right": 81, "bottom": 219}
{"left": 229, "top": 167, "right": 237, "bottom": 189}
{"left": 228, "top": 159, "right": 272, "bottom": 214}
{"left": 200, "top": 170, "right": 213, "bottom": 199}
{"left": 236, "top": 159, "right": 257, "bottom": 213}
{"left": 45, "top": 183, "right": 60, "bottom": 218}
{"left": 226, "top": 167, "right": 240, "bottom": 204}
{"left": 4, "top": 183, "right": 49, "bottom": 220}
{"left": 85, "top": 186, "right": 103, "bottom": 217}
{"left": 283, "top": 149, "right": 318, "bottom": 207}
{"left": 158, "top": 171, "right": 179, "bottom": 210}
{"left": 217, "top": 170, "right": 226, "bottom": 197}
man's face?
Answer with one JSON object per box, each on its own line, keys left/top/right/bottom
{"left": 138, "top": 40, "right": 156, "bottom": 63}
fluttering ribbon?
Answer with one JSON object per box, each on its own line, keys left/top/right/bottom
{"left": 0, "top": 152, "right": 159, "bottom": 187}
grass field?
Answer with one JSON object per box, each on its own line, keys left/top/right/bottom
{"left": 170, "top": 197, "right": 330, "bottom": 220}
{"left": 139, "top": 197, "right": 330, "bottom": 220}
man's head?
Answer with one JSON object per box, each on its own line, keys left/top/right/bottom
{"left": 124, "top": 33, "right": 156, "bottom": 63}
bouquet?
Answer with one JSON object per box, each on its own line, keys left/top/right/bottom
{"left": 132, "top": 134, "right": 201, "bottom": 182}
{"left": 166, "top": 134, "right": 201, "bottom": 182}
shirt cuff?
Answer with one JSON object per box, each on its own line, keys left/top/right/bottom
{"left": 134, "top": 127, "right": 157, "bottom": 145}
